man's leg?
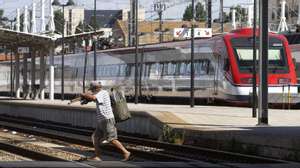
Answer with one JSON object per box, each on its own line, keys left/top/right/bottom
{"left": 91, "top": 131, "right": 102, "bottom": 161}
{"left": 111, "top": 139, "right": 131, "bottom": 161}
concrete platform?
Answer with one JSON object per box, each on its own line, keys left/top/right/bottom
{"left": 0, "top": 99, "right": 299, "bottom": 161}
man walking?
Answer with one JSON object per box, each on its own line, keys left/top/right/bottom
{"left": 81, "top": 81, "right": 131, "bottom": 161}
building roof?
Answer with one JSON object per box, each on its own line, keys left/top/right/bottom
{"left": 85, "top": 10, "right": 122, "bottom": 28}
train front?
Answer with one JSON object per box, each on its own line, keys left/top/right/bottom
{"left": 223, "top": 28, "right": 299, "bottom": 105}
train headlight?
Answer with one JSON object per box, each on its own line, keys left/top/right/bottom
{"left": 278, "top": 78, "right": 291, "bottom": 84}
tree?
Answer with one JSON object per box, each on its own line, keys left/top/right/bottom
{"left": 54, "top": 10, "right": 64, "bottom": 34}
{"left": 52, "top": 0, "right": 61, "bottom": 6}
{"left": 0, "top": 9, "right": 9, "bottom": 27}
{"left": 89, "top": 16, "right": 100, "bottom": 30}
{"left": 66, "top": 0, "right": 75, "bottom": 6}
{"left": 229, "top": 5, "right": 247, "bottom": 23}
{"left": 182, "top": 2, "right": 207, "bottom": 22}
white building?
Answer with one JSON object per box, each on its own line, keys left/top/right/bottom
{"left": 53, "top": 5, "right": 85, "bottom": 35}
{"left": 122, "top": 8, "right": 146, "bottom": 21}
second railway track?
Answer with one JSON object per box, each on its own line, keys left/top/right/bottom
{"left": 0, "top": 115, "right": 291, "bottom": 166}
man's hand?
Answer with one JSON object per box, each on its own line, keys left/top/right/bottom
{"left": 81, "top": 93, "right": 96, "bottom": 101}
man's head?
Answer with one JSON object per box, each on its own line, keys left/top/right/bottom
{"left": 89, "top": 81, "right": 102, "bottom": 92}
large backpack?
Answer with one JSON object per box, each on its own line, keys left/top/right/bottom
{"left": 110, "top": 86, "right": 131, "bottom": 123}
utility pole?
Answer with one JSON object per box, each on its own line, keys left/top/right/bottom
{"left": 159, "top": 9, "right": 163, "bottom": 43}
{"left": 154, "top": 1, "right": 166, "bottom": 43}
{"left": 252, "top": 0, "right": 257, "bottom": 118}
{"left": 134, "top": 0, "right": 139, "bottom": 104}
{"left": 190, "top": 0, "right": 195, "bottom": 108}
{"left": 93, "top": 0, "right": 97, "bottom": 81}
{"left": 258, "top": 0, "right": 269, "bottom": 125}
{"left": 220, "top": 0, "right": 224, "bottom": 32}
{"left": 207, "top": 0, "right": 212, "bottom": 28}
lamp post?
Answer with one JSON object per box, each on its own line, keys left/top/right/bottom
{"left": 94, "top": 0, "right": 97, "bottom": 81}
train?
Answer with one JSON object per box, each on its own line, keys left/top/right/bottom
{"left": 0, "top": 28, "right": 298, "bottom": 104}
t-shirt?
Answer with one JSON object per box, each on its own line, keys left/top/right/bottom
{"left": 95, "top": 90, "right": 114, "bottom": 121}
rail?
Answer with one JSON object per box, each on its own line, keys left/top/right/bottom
{"left": 0, "top": 115, "right": 289, "bottom": 165}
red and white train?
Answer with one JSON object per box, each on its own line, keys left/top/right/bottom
{"left": 54, "top": 28, "right": 299, "bottom": 104}
{"left": 1, "top": 28, "right": 297, "bottom": 104}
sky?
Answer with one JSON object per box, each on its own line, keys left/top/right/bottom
{"left": 0, "top": 0, "right": 253, "bottom": 20}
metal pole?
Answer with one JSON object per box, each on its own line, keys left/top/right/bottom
{"left": 252, "top": 0, "right": 257, "bottom": 118}
{"left": 134, "top": 0, "right": 139, "bottom": 104}
{"left": 49, "top": 42, "right": 55, "bottom": 101}
{"left": 191, "top": 0, "right": 195, "bottom": 108}
{"left": 258, "top": 0, "right": 268, "bottom": 125}
{"left": 40, "top": 50, "right": 45, "bottom": 100}
{"left": 159, "top": 10, "right": 163, "bottom": 43}
{"left": 10, "top": 48, "right": 13, "bottom": 99}
{"left": 139, "top": 48, "right": 143, "bottom": 98}
{"left": 61, "top": 5, "right": 65, "bottom": 101}
{"left": 83, "top": 38, "right": 88, "bottom": 93}
{"left": 220, "top": 0, "right": 224, "bottom": 33}
{"left": 15, "top": 49, "right": 20, "bottom": 98}
{"left": 207, "top": 0, "right": 212, "bottom": 28}
{"left": 93, "top": 0, "right": 97, "bottom": 81}
{"left": 31, "top": 48, "right": 36, "bottom": 99}
{"left": 23, "top": 50, "right": 28, "bottom": 99}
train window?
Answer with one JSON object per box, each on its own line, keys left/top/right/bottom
{"left": 231, "top": 37, "right": 289, "bottom": 74}
{"left": 143, "top": 63, "right": 150, "bottom": 78}
{"left": 119, "top": 64, "right": 126, "bottom": 77}
{"left": 179, "top": 62, "right": 187, "bottom": 76}
{"left": 125, "top": 64, "right": 132, "bottom": 77}
{"left": 168, "top": 62, "right": 176, "bottom": 75}
{"left": 149, "top": 63, "right": 160, "bottom": 78}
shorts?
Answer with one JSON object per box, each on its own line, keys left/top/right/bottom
{"left": 93, "top": 118, "right": 118, "bottom": 143}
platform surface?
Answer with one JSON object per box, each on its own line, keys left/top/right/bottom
{"left": 5, "top": 98, "right": 299, "bottom": 127}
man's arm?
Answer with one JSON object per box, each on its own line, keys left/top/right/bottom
{"left": 81, "top": 93, "right": 97, "bottom": 101}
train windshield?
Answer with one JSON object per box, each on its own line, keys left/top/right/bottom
{"left": 231, "top": 37, "right": 289, "bottom": 74}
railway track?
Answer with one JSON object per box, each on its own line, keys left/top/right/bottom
{"left": 0, "top": 115, "right": 290, "bottom": 165}
{"left": 0, "top": 141, "right": 67, "bottom": 161}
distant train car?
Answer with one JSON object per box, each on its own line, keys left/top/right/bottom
{"left": 0, "top": 28, "right": 297, "bottom": 104}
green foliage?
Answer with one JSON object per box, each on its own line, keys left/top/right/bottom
{"left": 66, "top": 0, "right": 75, "bottom": 6}
{"left": 89, "top": 16, "right": 100, "bottom": 30}
{"left": 52, "top": 0, "right": 61, "bottom": 6}
{"left": 54, "top": 10, "right": 64, "bottom": 34}
{"left": 0, "top": 9, "right": 9, "bottom": 27}
{"left": 160, "top": 125, "right": 185, "bottom": 144}
{"left": 229, "top": 5, "right": 247, "bottom": 22}
{"left": 183, "top": 2, "right": 207, "bottom": 22}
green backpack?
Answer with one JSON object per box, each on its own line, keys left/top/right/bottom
{"left": 110, "top": 86, "right": 131, "bottom": 123}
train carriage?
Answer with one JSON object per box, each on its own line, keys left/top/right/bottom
{"left": 0, "top": 28, "right": 298, "bottom": 104}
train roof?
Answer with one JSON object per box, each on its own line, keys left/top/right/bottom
{"left": 96, "top": 28, "right": 286, "bottom": 54}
